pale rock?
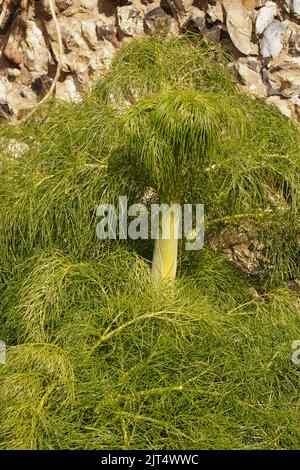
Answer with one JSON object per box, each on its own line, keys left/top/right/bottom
{"left": 260, "top": 20, "right": 287, "bottom": 58}
{"left": 262, "top": 68, "right": 281, "bottom": 93}
{"left": 167, "top": 15, "right": 180, "bottom": 35}
{"left": 47, "top": 16, "right": 87, "bottom": 52}
{"left": 24, "top": 21, "right": 49, "bottom": 77}
{"left": 206, "top": 2, "right": 224, "bottom": 24}
{"left": 96, "top": 20, "right": 118, "bottom": 45}
{"left": 58, "top": 54, "right": 71, "bottom": 73}
{"left": 78, "top": 0, "right": 98, "bottom": 8}
{"left": 186, "top": 4, "right": 204, "bottom": 18}
{"left": 291, "top": 94, "right": 300, "bottom": 105}
{"left": 81, "top": 20, "right": 98, "bottom": 49}
{"left": 266, "top": 95, "right": 295, "bottom": 117}
{"left": 6, "top": 139, "right": 30, "bottom": 158}
{"left": 77, "top": 70, "right": 90, "bottom": 85}
{"left": 255, "top": 1, "right": 277, "bottom": 36}
{"left": 59, "top": 5, "right": 88, "bottom": 16}
{"left": 55, "top": 77, "right": 82, "bottom": 103}
{"left": 179, "top": 0, "right": 193, "bottom": 6}
{"left": 247, "top": 57, "right": 262, "bottom": 71}
{"left": 19, "top": 85, "right": 33, "bottom": 98}
{"left": 62, "top": 51, "right": 91, "bottom": 80}
{"left": 269, "top": 67, "right": 300, "bottom": 97}
{"left": 288, "top": 24, "right": 300, "bottom": 55}
{"left": 0, "top": 76, "right": 9, "bottom": 105}
{"left": 262, "top": 63, "right": 300, "bottom": 97}
{"left": 242, "top": 0, "right": 266, "bottom": 9}
{"left": 7, "top": 68, "right": 21, "bottom": 78}
{"left": 292, "top": 0, "right": 300, "bottom": 17}
{"left": 281, "top": 0, "right": 291, "bottom": 13}
{"left": 89, "top": 41, "right": 116, "bottom": 72}
{"left": 223, "top": 0, "right": 258, "bottom": 55}
{"left": 61, "top": 19, "right": 87, "bottom": 50}
{"left": 117, "top": 6, "right": 144, "bottom": 37}
{"left": 49, "top": 41, "right": 66, "bottom": 67}
{"left": 53, "top": 31, "right": 91, "bottom": 77}
{"left": 6, "top": 85, "right": 37, "bottom": 116}
{"left": 56, "top": 0, "right": 73, "bottom": 10}
{"left": 3, "top": 16, "right": 25, "bottom": 65}
{"left": 42, "top": 0, "right": 53, "bottom": 16}
{"left": 283, "top": 55, "right": 300, "bottom": 68}
{"left": 269, "top": 50, "right": 300, "bottom": 70}
{"left": 237, "top": 59, "right": 267, "bottom": 97}
{"left": 3, "top": 35, "right": 24, "bottom": 66}
{"left": 229, "top": 244, "right": 261, "bottom": 273}
{"left": 0, "top": 1, "right": 12, "bottom": 31}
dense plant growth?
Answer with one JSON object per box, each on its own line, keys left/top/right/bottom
{"left": 0, "top": 35, "right": 300, "bottom": 449}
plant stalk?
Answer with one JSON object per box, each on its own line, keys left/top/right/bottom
{"left": 152, "top": 203, "right": 181, "bottom": 282}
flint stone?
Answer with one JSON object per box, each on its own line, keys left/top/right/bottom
{"left": 255, "top": 1, "right": 277, "bottom": 36}
{"left": 223, "top": 0, "right": 258, "bottom": 55}
{"left": 56, "top": 77, "right": 82, "bottom": 103}
{"left": 260, "top": 20, "right": 287, "bottom": 58}
{"left": 96, "top": 21, "right": 118, "bottom": 44}
{"left": 206, "top": 3, "right": 223, "bottom": 24}
{"left": 266, "top": 95, "right": 295, "bottom": 117}
{"left": 117, "top": 6, "right": 144, "bottom": 37}
{"left": 292, "top": 1, "right": 300, "bottom": 17}
{"left": 237, "top": 59, "right": 267, "bottom": 97}
{"left": 81, "top": 20, "right": 98, "bottom": 49}
{"left": 289, "top": 28, "right": 300, "bottom": 55}
{"left": 144, "top": 7, "right": 170, "bottom": 34}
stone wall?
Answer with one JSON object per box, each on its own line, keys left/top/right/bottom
{"left": 0, "top": 0, "right": 299, "bottom": 119}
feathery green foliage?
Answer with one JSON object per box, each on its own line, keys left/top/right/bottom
{"left": 95, "top": 34, "right": 235, "bottom": 107}
{"left": 1, "top": 250, "right": 300, "bottom": 449}
{"left": 122, "top": 90, "right": 226, "bottom": 199}
{"left": 118, "top": 88, "right": 300, "bottom": 283}
{"left": 0, "top": 97, "right": 116, "bottom": 279}
{"left": 0, "top": 35, "right": 300, "bottom": 449}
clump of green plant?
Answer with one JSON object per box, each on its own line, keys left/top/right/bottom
{"left": 115, "top": 94, "right": 300, "bottom": 282}
{"left": 0, "top": 34, "right": 299, "bottom": 285}
{"left": 0, "top": 34, "right": 300, "bottom": 450}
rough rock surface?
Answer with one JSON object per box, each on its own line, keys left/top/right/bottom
{"left": 209, "top": 224, "right": 270, "bottom": 277}
{"left": 0, "top": 0, "right": 299, "bottom": 120}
